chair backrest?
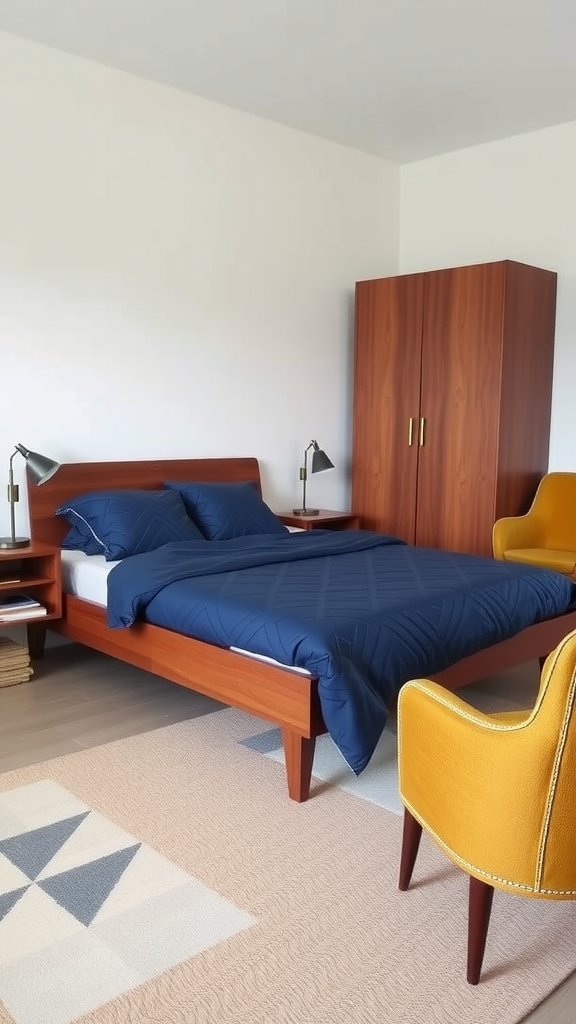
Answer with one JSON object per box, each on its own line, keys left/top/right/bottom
{"left": 529, "top": 472, "right": 576, "bottom": 549}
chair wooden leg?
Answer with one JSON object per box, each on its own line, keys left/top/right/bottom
{"left": 398, "top": 809, "right": 422, "bottom": 891}
{"left": 467, "top": 875, "right": 494, "bottom": 984}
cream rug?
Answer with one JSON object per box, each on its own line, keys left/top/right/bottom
{"left": 240, "top": 664, "right": 543, "bottom": 815}
{"left": 0, "top": 703, "right": 574, "bottom": 1024}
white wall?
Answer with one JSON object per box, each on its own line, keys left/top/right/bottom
{"left": 0, "top": 31, "right": 399, "bottom": 537}
{"left": 399, "top": 121, "right": 576, "bottom": 472}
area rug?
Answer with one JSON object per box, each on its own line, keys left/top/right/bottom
{"left": 241, "top": 666, "right": 542, "bottom": 815}
{"left": 0, "top": 704, "right": 574, "bottom": 1024}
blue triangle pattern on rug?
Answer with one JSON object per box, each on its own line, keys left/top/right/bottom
{"left": 0, "top": 812, "right": 90, "bottom": 879}
{"left": 38, "top": 843, "right": 141, "bottom": 926}
{"left": 240, "top": 726, "right": 282, "bottom": 754}
{"left": 0, "top": 885, "right": 30, "bottom": 923}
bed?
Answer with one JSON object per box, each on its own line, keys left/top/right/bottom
{"left": 29, "top": 457, "right": 576, "bottom": 801}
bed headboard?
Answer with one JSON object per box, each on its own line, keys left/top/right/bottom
{"left": 28, "top": 457, "right": 263, "bottom": 546}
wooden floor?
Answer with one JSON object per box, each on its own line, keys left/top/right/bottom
{"left": 0, "top": 640, "right": 223, "bottom": 773}
{"left": 0, "top": 638, "right": 574, "bottom": 1024}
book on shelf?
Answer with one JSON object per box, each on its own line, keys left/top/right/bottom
{"left": 0, "top": 595, "right": 47, "bottom": 622}
{"left": 0, "top": 594, "right": 41, "bottom": 606}
{"left": 0, "top": 608, "right": 47, "bottom": 622}
{"left": 0, "top": 594, "right": 42, "bottom": 610}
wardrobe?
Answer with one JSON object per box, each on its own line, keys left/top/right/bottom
{"left": 351, "top": 260, "right": 557, "bottom": 557}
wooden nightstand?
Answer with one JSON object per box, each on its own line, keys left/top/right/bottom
{"left": 278, "top": 510, "right": 361, "bottom": 531}
{"left": 0, "top": 543, "right": 62, "bottom": 659}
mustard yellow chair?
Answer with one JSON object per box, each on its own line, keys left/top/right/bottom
{"left": 397, "top": 628, "right": 576, "bottom": 984}
{"left": 493, "top": 472, "right": 576, "bottom": 576}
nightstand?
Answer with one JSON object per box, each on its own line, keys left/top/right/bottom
{"left": 278, "top": 510, "right": 361, "bottom": 531}
{"left": 0, "top": 543, "right": 62, "bottom": 659}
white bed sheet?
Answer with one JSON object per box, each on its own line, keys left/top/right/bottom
{"left": 60, "top": 549, "right": 311, "bottom": 677}
{"left": 61, "top": 550, "right": 119, "bottom": 607}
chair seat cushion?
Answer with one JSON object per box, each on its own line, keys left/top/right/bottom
{"left": 504, "top": 548, "right": 576, "bottom": 575}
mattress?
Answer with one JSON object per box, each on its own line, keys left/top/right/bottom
{"left": 60, "top": 549, "right": 311, "bottom": 676}
{"left": 61, "top": 550, "right": 119, "bottom": 607}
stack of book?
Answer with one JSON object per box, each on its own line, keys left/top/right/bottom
{"left": 0, "top": 635, "right": 33, "bottom": 688}
{"left": 0, "top": 594, "right": 48, "bottom": 623}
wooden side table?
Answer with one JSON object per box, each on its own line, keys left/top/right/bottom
{"left": 0, "top": 543, "right": 62, "bottom": 659}
{"left": 278, "top": 510, "right": 361, "bottom": 531}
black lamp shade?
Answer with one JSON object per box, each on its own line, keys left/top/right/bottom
{"left": 311, "top": 447, "right": 334, "bottom": 474}
{"left": 17, "top": 445, "right": 60, "bottom": 486}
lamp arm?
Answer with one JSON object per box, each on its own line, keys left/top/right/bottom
{"left": 7, "top": 448, "right": 22, "bottom": 546}
{"left": 301, "top": 446, "right": 309, "bottom": 513}
{"left": 299, "top": 443, "right": 318, "bottom": 513}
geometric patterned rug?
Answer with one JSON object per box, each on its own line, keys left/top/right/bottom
{"left": 239, "top": 667, "right": 542, "bottom": 815}
{"left": 0, "top": 780, "right": 254, "bottom": 1024}
{"left": 241, "top": 717, "right": 404, "bottom": 812}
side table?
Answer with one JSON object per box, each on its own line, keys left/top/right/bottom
{"left": 0, "top": 543, "right": 62, "bottom": 659}
{"left": 278, "top": 510, "right": 361, "bottom": 531}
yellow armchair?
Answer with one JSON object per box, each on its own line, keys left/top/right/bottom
{"left": 397, "top": 628, "right": 576, "bottom": 984}
{"left": 492, "top": 472, "right": 576, "bottom": 575}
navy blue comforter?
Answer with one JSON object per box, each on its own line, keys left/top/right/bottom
{"left": 107, "top": 531, "right": 576, "bottom": 773}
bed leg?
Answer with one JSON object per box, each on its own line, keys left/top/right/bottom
{"left": 281, "top": 729, "right": 316, "bottom": 802}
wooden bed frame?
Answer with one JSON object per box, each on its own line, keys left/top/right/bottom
{"left": 29, "top": 456, "right": 576, "bottom": 802}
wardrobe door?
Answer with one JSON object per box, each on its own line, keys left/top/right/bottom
{"left": 415, "top": 263, "right": 505, "bottom": 556}
{"left": 495, "top": 261, "right": 557, "bottom": 521}
{"left": 351, "top": 274, "right": 424, "bottom": 542}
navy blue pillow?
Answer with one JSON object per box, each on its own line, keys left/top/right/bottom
{"left": 164, "top": 481, "right": 286, "bottom": 541}
{"left": 61, "top": 521, "right": 104, "bottom": 556}
{"left": 56, "top": 489, "right": 205, "bottom": 561}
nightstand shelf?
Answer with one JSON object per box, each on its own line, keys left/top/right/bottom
{"left": 0, "top": 542, "right": 62, "bottom": 658}
{"left": 279, "top": 510, "right": 361, "bottom": 531}
{"left": 0, "top": 575, "right": 55, "bottom": 589}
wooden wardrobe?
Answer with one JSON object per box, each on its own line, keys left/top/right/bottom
{"left": 351, "top": 260, "right": 557, "bottom": 557}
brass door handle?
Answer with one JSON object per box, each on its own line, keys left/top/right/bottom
{"left": 419, "top": 417, "right": 426, "bottom": 446}
{"left": 408, "top": 417, "right": 415, "bottom": 446}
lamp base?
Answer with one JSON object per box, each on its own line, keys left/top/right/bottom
{"left": 0, "top": 536, "right": 31, "bottom": 550}
{"left": 292, "top": 508, "right": 319, "bottom": 516}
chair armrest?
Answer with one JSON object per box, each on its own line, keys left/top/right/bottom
{"left": 492, "top": 513, "right": 542, "bottom": 559}
{"left": 397, "top": 679, "right": 548, "bottom": 884}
